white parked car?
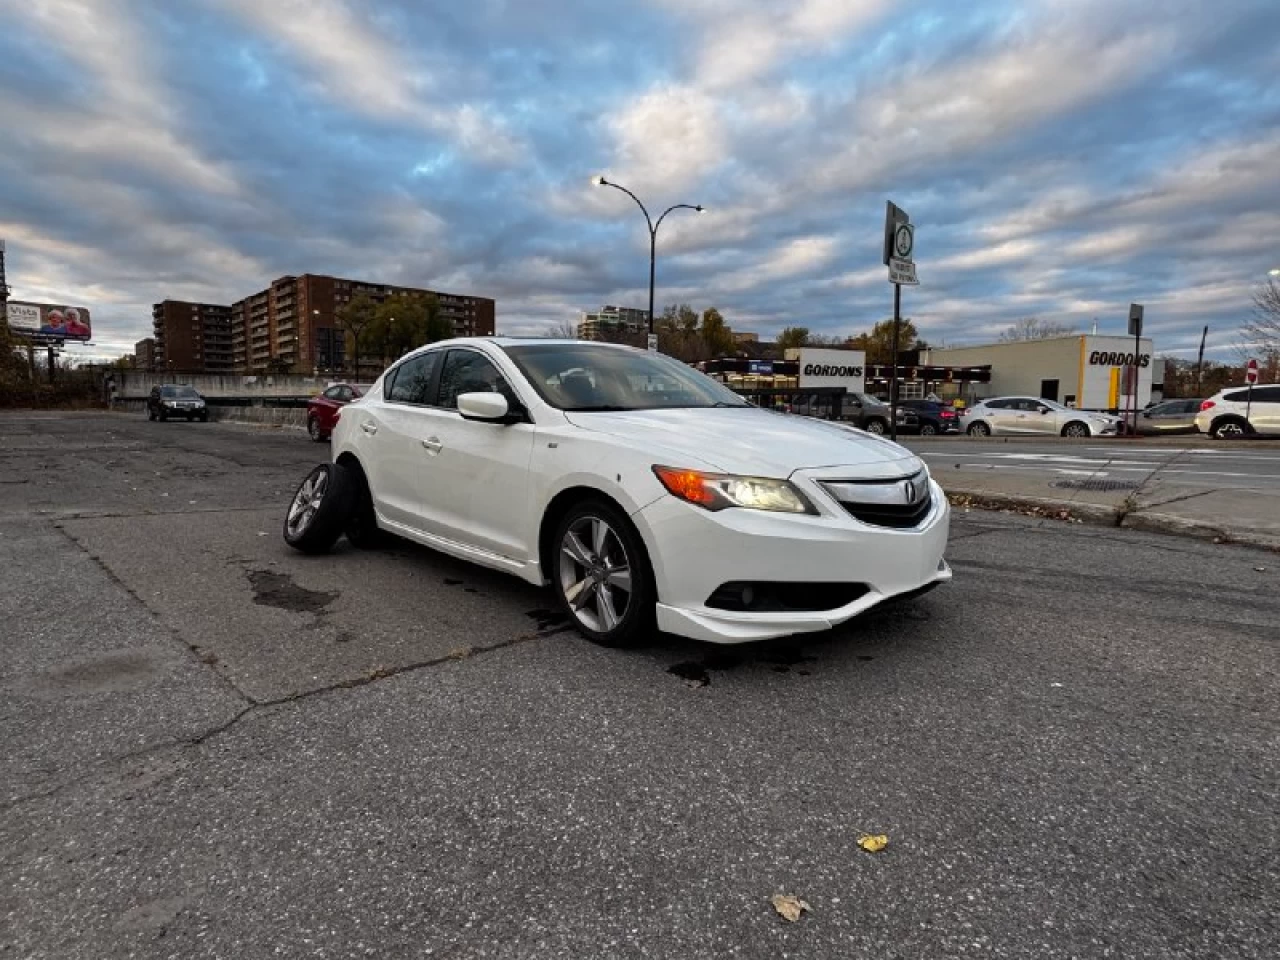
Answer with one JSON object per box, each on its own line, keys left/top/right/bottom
{"left": 1195, "top": 384, "right": 1280, "bottom": 437}
{"left": 283, "top": 339, "right": 951, "bottom": 646}
{"left": 963, "top": 397, "right": 1122, "bottom": 438}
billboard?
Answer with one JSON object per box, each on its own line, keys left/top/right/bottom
{"left": 796, "top": 348, "right": 867, "bottom": 392}
{"left": 3, "top": 301, "right": 93, "bottom": 341}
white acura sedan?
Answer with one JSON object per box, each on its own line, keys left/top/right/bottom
{"left": 283, "top": 339, "right": 951, "bottom": 646}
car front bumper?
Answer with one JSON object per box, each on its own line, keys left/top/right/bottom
{"left": 634, "top": 478, "right": 951, "bottom": 644}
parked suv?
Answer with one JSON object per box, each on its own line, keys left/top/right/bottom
{"left": 307, "top": 383, "right": 363, "bottom": 441}
{"left": 1195, "top": 385, "right": 1280, "bottom": 437}
{"left": 843, "top": 393, "right": 918, "bottom": 435}
{"left": 963, "top": 397, "right": 1120, "bottom": 437}
{"left": 147, "top": 384, "right": 208, "bottom": 422}
{"left": 898, "top": 399, "right": 960, "bottom": 435}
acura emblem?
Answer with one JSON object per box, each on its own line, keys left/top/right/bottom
{"left": 903, "top": 480, "right": 917, "bottom": 504}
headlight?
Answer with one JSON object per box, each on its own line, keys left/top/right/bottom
{"left": 164, "top": 400, "right": 177, "bottom": 407}
{"left": 652, "top": 466, "right": 816, "bottom": 514}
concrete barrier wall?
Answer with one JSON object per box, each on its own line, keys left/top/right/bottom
{"left": 113, "top": 399, "right": 308, "bottom": 429}
{"left": 113, "top": 371, "right": 377, "bottom": 399}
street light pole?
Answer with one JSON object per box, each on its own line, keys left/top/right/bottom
{"left": 592, "top": 176, "right": 703, "bottom": 335}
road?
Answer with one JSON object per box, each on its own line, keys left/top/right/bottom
{"left": 900, "top": 437, "right": 1280, "bottom": 492}
{"left": 2, "top": 411, "right": 1278, "bottom": 960}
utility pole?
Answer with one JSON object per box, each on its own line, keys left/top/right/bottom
{"left": 1195, "top": 325, "right": 1208, "bottom": 397}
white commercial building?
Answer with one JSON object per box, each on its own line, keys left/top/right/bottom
{"left": 921, "top": 335, "right": 1157, "bottom": 412}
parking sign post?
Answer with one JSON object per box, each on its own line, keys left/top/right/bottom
{"left": 1245, "top": 358, "right": 1258, "bottom": 425}
{"left": 884, "top": 203, "right": 918, "bottom": 441}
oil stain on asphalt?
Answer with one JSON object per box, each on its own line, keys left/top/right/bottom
{"left": 246, "top": 570, "right": 338, "bottom": 615}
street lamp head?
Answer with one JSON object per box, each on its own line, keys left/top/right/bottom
{"left": 591, "top": 175, "right": 607, "bottom": 187}
{"left": 1270, "top": 268, "right": 1280, "bottom": 277}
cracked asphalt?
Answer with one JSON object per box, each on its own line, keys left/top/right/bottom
{"left": 2, "top": 410, "right": 1277, "bottom": 959}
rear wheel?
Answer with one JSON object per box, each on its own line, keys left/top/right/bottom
{"left": 919, "top": 422, "right": 938, "bottom": 436}
{"left": 967, "top": 421, "right": 990, "bottom": 437}
{"left": 864, "top": 418, "right": 887, "bottom": 436}
{"left": 553, "top": 500, "right": 654, "bottom": 647}
{"left": 283, "top": 463, "right": 356, "bottom": 554}
{"left": 1211, "top": 417, "right": 1250, "bottom": 439}
{"left": 308, "top": 416, "right": 326, "bottom": 442}
{"left": 1062, "top": 421, "right": 1091, "bottom": 438}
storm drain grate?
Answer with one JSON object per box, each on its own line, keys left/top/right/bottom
{"left": 1050, "top": 478, "right": 1141, "bottom": 492}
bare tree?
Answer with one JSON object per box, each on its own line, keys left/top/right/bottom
{"left": 998, "top": 317, "right": 1077, "bottom": 342}
{"left": 1244, "top": 279, "right": 1280, "bottom": 370}
{"left": 546, "top": 319, "right": 578, "bottom": 338}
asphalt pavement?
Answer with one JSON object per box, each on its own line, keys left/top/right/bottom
{"left": 2, "top": 411, "right": 1278, "bottom": 959}
{"left": 900, "top": 436, "right": 1280, "bottom": 492}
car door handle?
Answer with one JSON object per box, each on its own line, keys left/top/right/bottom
{"left": 422, "top": 437, "right": 443, "bottom": 453}
{"left": 360, "top": 422, "right": 378, "bottom": 436}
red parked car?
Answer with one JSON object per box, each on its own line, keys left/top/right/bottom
{"left": 306, "top": 383, "right": 362, "bottom": 441}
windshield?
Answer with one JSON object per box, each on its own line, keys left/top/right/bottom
{"left": 162, "top": 386, "right": 200, "bottom": 398}
{"left": 503, "top": 343, "right": 750, "bottom": 411}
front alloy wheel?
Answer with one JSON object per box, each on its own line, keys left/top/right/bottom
{"left": 864, "top": 418, "right": 886, "bottom": 435}
{"left": 283, "top": 462, "right": 355, "bottom": 554}
{"left": 308, "top": 416, "right": 325, "bottom": 442}
{"left": 555, "top": 502, "right": 652, "bottom": 647}
{"left": 1062, "top": 422, "right": 1090, "bottom": 438}
{"left": 1213, "top": 419, "right": 1247, "bottom": 438}
{"left": 968, "top": 421, "right": 990, "bottom": 437}
{"left": 919, "top": 422, "right": 938, "bottom": 436}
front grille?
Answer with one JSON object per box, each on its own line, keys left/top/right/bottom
{"left": 820, "top": 472, "right": 933, "bottom": 530}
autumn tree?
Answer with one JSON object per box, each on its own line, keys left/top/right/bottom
{"left": 847, "top": 319, "right": 919, "bottom": 363}
{"left": 367, "top": 294, "right": 448, "bottom": 366}
{"left": 777, "top": 327, "right": 810, "bottom": 350}
{"left": 699, "top": 307, "right": 734, "bottom": 357}
{"left": 336, "top": 293, "right": 378, "bottom": 381}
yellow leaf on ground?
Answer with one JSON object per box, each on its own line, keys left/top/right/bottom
{"left": 770, "top": 894, "right": 811, "bottom": 922}
{"left": 858, "top": 833, "right": 889, "bottom": 853}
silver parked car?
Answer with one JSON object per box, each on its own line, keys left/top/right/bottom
{"left": 964, "top": 397, "right": 1121, "bottom": 438}
{"left": 1137, "top": 399, "right": 1203, "bottom": 435}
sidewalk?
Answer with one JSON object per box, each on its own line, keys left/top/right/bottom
{"left": 935, "top": 468, "right": 1280, "bottom": 551}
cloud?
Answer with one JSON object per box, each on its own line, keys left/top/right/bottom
{"left": 0, "top": 0, "right": 1276, "bottom": 361}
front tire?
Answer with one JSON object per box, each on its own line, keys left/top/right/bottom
{"left": 553, "top": 499, "right": 655, "bottom": 648}
{"left": 864, "top": 418, "right": 887, "bottom": 436}
{"left": 344, "top": 466, "right": 385, "bottom": 549}
{"left": 967, "top": 421, "right": 990, "bottom": 437}
{"left": 1062, "top": 421, "right": 1091, "bottom": 438}
{"left": 283, "top": 463, "right": 356, "bottom": 555}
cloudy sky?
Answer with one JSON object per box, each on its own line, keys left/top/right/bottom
{"left": 2, "top": 0, "right": 1278, "bottom": 361}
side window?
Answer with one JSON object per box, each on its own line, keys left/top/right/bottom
{"left": 386, "top": 352, "right": 441, "bottom": 405}
{"left": 1249, "top": 386, "right": 1280, "bottom": 403}
{"left": 1223, "top": 389, "right": 1250, "bottom": 403}
{"left": 337, "top": 386, "right": 355, "bottom": 402}
{"left": 985, "top": 399, "right": 1010, "bottom": 410}
{"left": 438, "top": 350, "right": 517, "bottom": 410}
{"left": 322, "top": 386, "right": 343, "bottom": 400}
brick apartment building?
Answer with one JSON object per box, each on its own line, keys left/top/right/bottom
{"left": 230, "top": 274, "right": 496, "bottom": 376}
{"left": 134, "top": 337, "right": 156, "bottom": 372}
{"left": 151, "top": 301, "right": 236, "bottom": 373}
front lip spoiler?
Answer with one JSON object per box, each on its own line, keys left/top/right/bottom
{"left": 654, "top": 561, "right": 953, "bottom": 644}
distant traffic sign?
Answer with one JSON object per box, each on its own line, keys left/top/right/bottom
{"left": 893, "top": 223, "right": 914, "bottom": 260}
{"left": 1246, "top": 358, "right": 1259, "bottom": 385}
{"left": 888, "top": 258, "right": 918, "bottom": 285}
{"left": 646, "top": 333, "right": 658, "bottom": 353}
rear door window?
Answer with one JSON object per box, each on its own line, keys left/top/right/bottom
{"left": 386, "top": 352, "right": 442, "bottom": 405}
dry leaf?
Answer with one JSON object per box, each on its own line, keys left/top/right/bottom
{"left": 770, "top": 894, "right": 810, "bottom": 923}
{"left": 858, "top": 834, "right": 889, "bottom": 853}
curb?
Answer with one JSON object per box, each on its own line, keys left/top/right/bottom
{"left": 945, "top": 489, "right": 1280, "bottom": 553}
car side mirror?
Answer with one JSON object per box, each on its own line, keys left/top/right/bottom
{"left": 1040, "top": 408, "right": 1050, "bottom": 414}
{"left": 457, "top": 392, "right": 512, "bottom": 423}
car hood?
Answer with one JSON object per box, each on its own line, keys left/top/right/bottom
{"left": 563, "top": 407, "right": 922, "bottom": 476}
